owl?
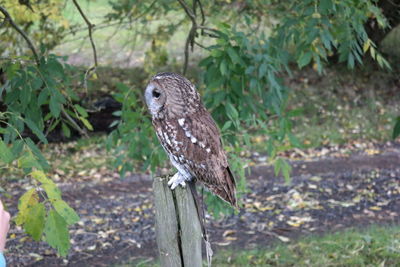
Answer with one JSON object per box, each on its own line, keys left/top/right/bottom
{"left": 145, "top": 72, "right": 237, "bottom": 207}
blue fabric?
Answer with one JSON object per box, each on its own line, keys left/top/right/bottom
{"left": 0, "top": 252, "right": 5, "bottom": 267}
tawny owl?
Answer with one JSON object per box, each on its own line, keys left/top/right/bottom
{"left": 145, "top": 72, "right": 237, "bottom": 207}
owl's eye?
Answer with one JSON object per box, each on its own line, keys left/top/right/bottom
{"left": 152, "top": 89, "right": 161, "bottom": 99}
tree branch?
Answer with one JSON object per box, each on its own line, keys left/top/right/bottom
{"left": 0, "top": 5, "right": 40, "bottom": 65}
{"left": 72, "top": 0, "right": 98, "bottom": 68}
{"left": 61, "top": 108, "right": 88, "bottom": 138}
{"left": 176, "top": 0, "right": 219, "bottom": 74}
{"left": 177, "top": 0, "right": 196, "bottom": 22}
{"left": 196, "top": 0, "right": 205, "bottom": 33}
{"left": 177, "top": 0, "right": 198, "bottom": 75}
{"left": 72, "top": 0, "right": 98, "bottom": 101}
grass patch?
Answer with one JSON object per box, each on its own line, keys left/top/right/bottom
{"left": 113, "top": 225, "right": 400, "bottom": 266}
{"left": 213, "top": 225, "right": 400, "bottom": 266}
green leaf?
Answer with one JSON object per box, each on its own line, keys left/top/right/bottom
{"left": 38, "top": 88, "right": 49, "bottom": 106}
{"left": 31, "top": 171, "right": 62, "bottom": 200}
{"left": 258, "top": 63, "right": 267, "bottom": 78}
{"left": 79, "top": 117, "right": 93, "bottom": 131}
{"left": 288, "top": 133, "right": 301, "bottom": 148}
{"left": 52, "top": 199, "right": 80, "bottom": 225}
{"left": 348, "top": 53, "right": 355, "bottom": 69}
{"left": 25, "top": 138, "right": 50, "bottom": 170}
{"left": 220, "top": 59, "right": 228, "bottom": 76}
{"left": 20, "top": 85, "right": 31, "bottom": 108}
{"left": 0, "top": 139, "right": 14, "bottom": 164}
{"left": 319, "top": 0, "right": 332, "bottom": 13}
{"left": 25, "top": 118, "right": 48, "bottom": 144}
{"left": 225, "top": 103, "right": 239, "bottom": 119}
{"left": 11, "top": 140, "right": 24, "bottom": 160}
{"left": 16, "top": 188, "right": 38, "bottom": 225}
{"left": 44, "top": 210, "right": 70, "bottom": 257}
{"left": 393, "top": 117, "right": 400, "bottom": 139}
{"left": 31, "top": 170, "right": 54, "bottom": 185}
{"left": 227, "top": 47, "right": 241, "bottom": 65}
{"left": 74, "top": 104, "right": 88, "bottom": 118}
{"left": 274, "top": 157, "right": 292, "bottom": 183}
{"left": 298, "top": 52, "right": 312, "bottom": 68}
{"left": 281, "top": 159, "right": 292, "bottom": 183}
{"left": 18, "top": 152, "right": 42, "bottom": 169}
{"left": 49, "top": 96, "right": 61, "bottom": 118}
{"left": 61, "top": 123, "right": 71, "bottom": 138}
{"left": 221, "top": 121, "right": 232, "bottom": 132}
{"left": 274, "top": 158, "right": 282, "bottom": 177}
{"left": 112, "top": 111, "right": 122, "bottom": 117}
{"left": 24, "top": 202, "right": 45, "bottom": 241}
{"left": 43, "top": 184, "right": 62, "bottom": 200}
{"left": 31, "top": 77, "right": 43, "bottom": 90}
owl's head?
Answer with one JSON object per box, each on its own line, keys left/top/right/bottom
{"left": 145, "top": 72, "right": 201, "bottom": 119}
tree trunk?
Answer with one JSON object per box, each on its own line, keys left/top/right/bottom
{"left": 153, "top": 176, "right": 202, "bottom": 267}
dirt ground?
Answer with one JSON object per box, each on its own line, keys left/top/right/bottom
{"left": 4, "top": 141, "right": 400, "bottom": 266}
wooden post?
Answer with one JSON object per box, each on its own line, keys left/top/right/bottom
{"left": 153, "top": 176, "right": 202, "bottom": 267}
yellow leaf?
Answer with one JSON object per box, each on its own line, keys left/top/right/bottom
{"left": 277, "top": 235, "right": 290, "bottom": 242}
{"left": 16, "top": 188, "right": 38, "bottom": 225}
{"left": 259, "top": 205, "right": 275, "bottom": 211}
{"left": 312, "top": 12, "right": 321, "bottom": 19}
{"left": 31, "top": 170, "right": 54, "bottom": 185}
{"left": 79, "top": 117, "right": 93, "bottom": 131}
{"left": 363, "top": 39, "right": 370, "bottom": 53}
{"left": 223, "top": 230, "right": 236, "bottom": 237}
{"left": 369, "top": 206, "right": 381, "bottom": 211}
{"left": 365, "top": 149, "right": 379, "bottom": 155}
{"left": 287, "top": 221, "right": 302, "bottom": 227}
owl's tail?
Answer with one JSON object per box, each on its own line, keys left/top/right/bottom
{"left": 211, "top": 167, "right": 238, "bottom": 208}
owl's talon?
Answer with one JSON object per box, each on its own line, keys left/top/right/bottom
{"left": 168, "top": 172, "right": 186, "bottom": 190}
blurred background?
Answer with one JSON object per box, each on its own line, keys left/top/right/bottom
{"left": 0, "top": 0, "right": 399, "bottom": 266}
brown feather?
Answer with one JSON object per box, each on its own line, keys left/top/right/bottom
{"left": 205, "top": 166, "right": 237, "bottom": 207}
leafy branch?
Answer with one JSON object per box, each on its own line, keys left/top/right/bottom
{"left": 0, "top": 5, "right": 40, "bottom": 65}
{"left": 176, "top": 0, "right": 217, "bottom": 74}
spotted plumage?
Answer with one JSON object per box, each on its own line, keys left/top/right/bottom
{"left": 144, "top": 72, "right": 237, "bottom": 207}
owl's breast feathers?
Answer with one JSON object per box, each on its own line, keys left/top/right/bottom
{"left": 153, "top": 110, "right": 237, "bottom": 207}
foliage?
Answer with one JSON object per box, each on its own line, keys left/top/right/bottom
{"left": 16, "top": 171, "right": 79, "bottom": 256}
{"left": 0, "top": 53, "right": 89, "bottom": 255}
{"left": 106, "top": 82, "right": 166, "bottom": 177}
{"left": 273, "top": 0, "right": 390, "bottom": 70}
{"left": 0, "top": 0, "right": 70, "bottom": 53}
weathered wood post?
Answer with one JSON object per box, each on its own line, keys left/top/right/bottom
{"left": 153, "top": 176, "right": 203, "bottom": 267}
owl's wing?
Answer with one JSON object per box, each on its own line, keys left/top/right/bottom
{"left": 172, "top": 111, "right": 237, "bottom": 207}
